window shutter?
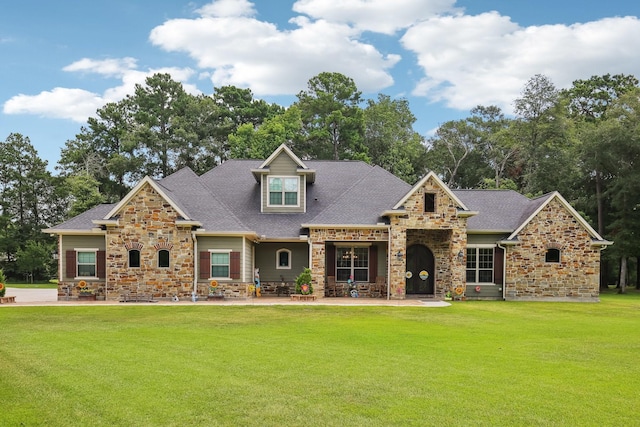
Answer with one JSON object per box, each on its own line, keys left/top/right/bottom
{"left": 494, "top": 246, "right": 504, "bottom": 285}
{"left": 199, "top": 252, "right": 210, "bottom": 279}
{"left": 65, "top": 250, "right": 76, "bottom": 279}
{"left": 368, "top": 245, "right": 378, "bottom": 282}
{"left": 326, "top": 245, "right": 336, "bottom": 277}
{"left": 230, "top": 251, "right": 241, "bottom": 279}
{"left": 97, "top": 250, "right": 106, "bottom": 278}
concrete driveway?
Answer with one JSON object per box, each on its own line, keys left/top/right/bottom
{"left": 4, "top": 288, "right": 58, "bottom": 303}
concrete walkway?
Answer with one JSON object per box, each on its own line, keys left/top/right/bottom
{"left": 0, "top": 288, "right": 450, "bottom": 308}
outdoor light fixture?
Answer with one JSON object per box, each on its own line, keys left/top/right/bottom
{"left": 396, "top": 250, "right": 403, "bottom": 260}
{"left": 457, "top": 250, "right": 464, "bottom": 262}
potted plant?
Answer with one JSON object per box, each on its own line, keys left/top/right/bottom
{"left": 208, "top": 280, "right": 224, "bottom": 300}
{"left": 295, "top": 268, "right": 313, "bottom": 295}
{"left": 77, "top": 280, "right": 96, "bottom": 301}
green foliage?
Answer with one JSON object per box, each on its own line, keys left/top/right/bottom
{"left": 295, "top": 267, "right": 313, "bottom": 295}
{"left": 16, "top": 241, "right": 55, "bottom": 281}
{"left": 0, "top": 268, "right": 5, "bottom": 296}
{"left": 296, "top": 72, "right": 366, "bottom": 161}
{"left": 1, "top": 299, "right": 640, "bottom": 425}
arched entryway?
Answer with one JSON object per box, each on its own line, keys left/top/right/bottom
{"left": 406, "top": 244, "right": 435, "bottom": 296}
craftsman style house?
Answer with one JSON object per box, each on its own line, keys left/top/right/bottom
{"left": 45, "top": 144, "right": 611, "bottom": 302}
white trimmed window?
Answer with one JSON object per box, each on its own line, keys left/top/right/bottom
{"left": 210, "top": 251, "right": 230, "bottom": 278}
{"left": 336, "top": 246, "right": 369, "bottom": 282}
{"left": 268, "top": 176, "right": 299, "bottom": 206}
{"left": 76, "top": 249, "right": 97, "bottom": 277}
{"left": 466, "top": 247, "right": 494, "bottom": 283}
{"left": 276, "top": 248, "right": 291, "bottom": 269}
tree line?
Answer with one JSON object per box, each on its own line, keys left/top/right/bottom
{"left": 1, "top": 72, "right": 639, "bottom": 290}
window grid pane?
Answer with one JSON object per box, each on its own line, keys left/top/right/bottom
{"left": 211, "top": 253, "right": 230, "bottom": 278}
{"left": 77, "top": 251, "right": 96, "bottom": 277}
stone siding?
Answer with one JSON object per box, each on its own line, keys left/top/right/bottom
{"left": 105, "top": 183, "right": 195, "bottom": 300}
{"left": 309, "top": 228, "right": 389, "bottom": 297}
{"left": 389, "top": 176, "right": 468, "bottom": 299}
{"left": 505, "top": 198, "right": 601, "bottom": 301}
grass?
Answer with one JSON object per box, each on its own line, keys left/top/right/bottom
{"left": 1, "top": 291, "right": 639, "bottom": 426}
{"left": 5, "top": 279, "right": 58, "bottom": 289}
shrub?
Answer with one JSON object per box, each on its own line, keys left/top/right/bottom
{"left": 295, "top": 268, "right": 313, "bottom": 295}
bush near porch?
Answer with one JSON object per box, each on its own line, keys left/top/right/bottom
{"left": 1, "top": 290, "right": 638, "bottom": 426}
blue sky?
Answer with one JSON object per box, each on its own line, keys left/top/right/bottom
{"left": 2, "top": 0, "right": 639, "bottom": 170}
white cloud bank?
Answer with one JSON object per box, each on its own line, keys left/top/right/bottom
{"left": 4, "top": 0, "right": 640, "bottom": 122}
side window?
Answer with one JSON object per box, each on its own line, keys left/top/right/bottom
{"left": 158, "top": 249, "right": 170, "bottom": 268}
{"left": 129, "top": 249, "right": 141, "bottom": 268}
{"left": 77, "top": 251, "right": 97, "bottom": 277}
{"left": 545, "top": 248, "right": 561, "bottom": 263}
{"left": 211, "top": 252, "right": 230, "bottom": 278}
{"left": 276, "top": 249, "right": 291, "bottom": 269}
{"left": 424, "top": 193, "right": 436, "bottom": 213}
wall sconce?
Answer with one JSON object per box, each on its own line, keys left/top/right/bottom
{"left": 396, "top": 250, "right": 403, "bottom": 260}
{"left": 457, "top": 250, "right": 464, "bottom": 263}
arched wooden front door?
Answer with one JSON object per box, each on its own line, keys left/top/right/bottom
{"left": 406, "top": 244, "right": 435, "bottom": 295}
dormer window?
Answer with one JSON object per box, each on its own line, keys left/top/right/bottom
{"left": 268, "top": 176, "right": 299, "bottom": 207}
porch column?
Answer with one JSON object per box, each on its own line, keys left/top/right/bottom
{"left": 309, "top": 231, "right": 326, "bottom": 298}
{"left": 389, "top": 219, "right": 406, "bottom": 299}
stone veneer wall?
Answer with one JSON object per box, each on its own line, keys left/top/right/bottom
{"left": 105, "top": 183, "right": 195, "bottom": 300}
{"left": 309, "top": 228, "right": 389, "bottom": 298}
{"left": 389, "top": 177, "right": 468, "bottom": 299}
{"left": 504, "top": 198, "right": 601, "bottom": 301}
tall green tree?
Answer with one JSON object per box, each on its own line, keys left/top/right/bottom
{"left": 513, "top": 74, "right": 578, "bottom": 196}
{"left": 129, "top": 73, "right": 191, "bottom": 178}
{"left": 0, "top": 134, "right": 57, "bottom": 277}
{"left": 229, "top": 106, "right": 303, "bottom": 159}
{"left": 58, "top": 100, "right": 142, "bottom": 201}
{"left": 364, "top": 94, "right": 427, "bottom": 183}
{"left": 296, "top": 72, "right": 366, "bottom": 161}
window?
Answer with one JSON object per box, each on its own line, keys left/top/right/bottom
{"left": 276, "top": 249, "right": 291, "bottom": 269}
{"left": 545, "top": 248, "right": 561, "bottom": 263}
{"left": 336, "top": 246, "right": 369, "bottom": 282}
{"left": 210, "top": 252, "right": 230, "bottom": 278}
{"left": 466, "top": 247, "right": 494, "bottom": 283}
{"left": 268, "top": 176, "right": 299, "bottom": 206}
{"left": 424, "top": 193, "right": 436, "bottom": 213}
{"left": 128, "top": 249, "right": 141, "bottom": 268}
{"left": 77, "top": 251, "right": 97, "bottom": 277}
{"left": 158, "top": 249, "right": 170, "bottom": 268}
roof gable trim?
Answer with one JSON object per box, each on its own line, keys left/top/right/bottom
{"left": 393, "top": 172, "right": 469, "bottom": 211}
{"left": 104, "top": 176, "right": 190, "bottom": 220}
{"left": 508, "top": 192, "right": 609, "bottom": 244}
{"left": 258, "top": 144, "right": 308, "bottom": 170}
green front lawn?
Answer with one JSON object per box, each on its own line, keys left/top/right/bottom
{"left": 1, "top": 292, "right": 638, "bottom": 426}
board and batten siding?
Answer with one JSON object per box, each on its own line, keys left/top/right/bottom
{"left": 254, "top": 242, "right": 309, "bottom": 282}
{"left": 60, "top": 235, "right": 106, "bottom": 280}
{"left": 261, "top": 152, "right": 306, "bottom": 213}
{"left": 197, "top": 236, "right": 246, "bottom": 282}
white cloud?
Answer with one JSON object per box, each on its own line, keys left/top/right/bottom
{"left": 292, "top": 0, "right": 458, "bottom": 34}
{"left": 3, "top": 63, "right": 199, "bottom": 122}
{"left": 3, "top": 88, "right": 105, "bottom": 122}
{"left": 149, "top": 1, "right": 400, "bottom": 95}
{"left": 197, "top": 0, "right": 256, "bottom": 18}
{"left": 402, "top": 13, "right": 640, "bottom": 113}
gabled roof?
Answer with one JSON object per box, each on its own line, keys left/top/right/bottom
{"left": 505, "top": 192, "right": 612, "bottom": 245}
{"left": 393, "top": 171, "right": 470, "bottom": 211}
{"left": 251, "top": 143, "right": 316, "bottom": 183}
{"left": 98, "top": 176, "right": 194, "bottom": 224}
{"left": 46, "top": 147, "right": 608, "bottom": 244}
{"left": 259, "top": 143, "right": 308, "bottom": 170}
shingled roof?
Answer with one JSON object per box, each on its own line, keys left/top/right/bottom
{"left": 46, "top": 158, "right": 599, "bottom": 241}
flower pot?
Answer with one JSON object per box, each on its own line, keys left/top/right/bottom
{"left": 78, "top": 294, "right": 96, "bottom": 301}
